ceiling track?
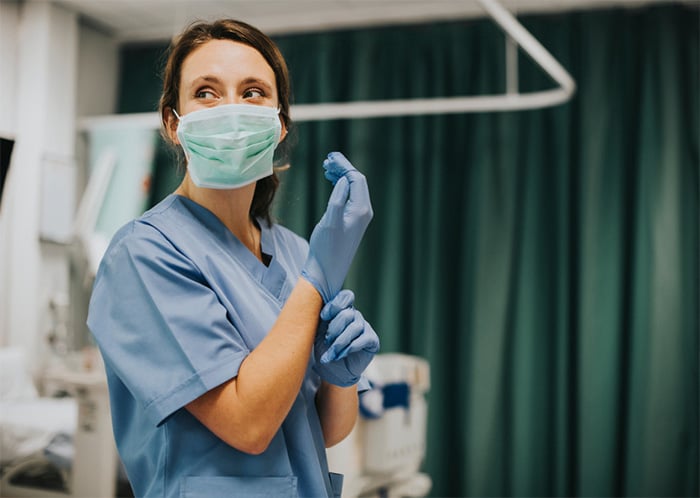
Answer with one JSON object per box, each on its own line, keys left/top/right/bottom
{"left": 79, "top": 0, "right": 576, "bottom": 130}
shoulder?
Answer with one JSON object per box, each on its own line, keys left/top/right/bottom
{"left": 108, "top": 195, "right": 202, "bottom": 255}
{"left": 97, "top": 197, "right": 199, "bottom": 278}
{"left": 103, "top": 213, "right": 175, "bottom": 262}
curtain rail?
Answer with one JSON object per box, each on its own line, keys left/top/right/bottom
{"left": 79, "top": 0, "right": 576, "bottom": 131}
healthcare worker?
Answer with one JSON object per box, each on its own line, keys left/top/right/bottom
{"left": 87, "top": 18, "right": 379, "bottom": 498}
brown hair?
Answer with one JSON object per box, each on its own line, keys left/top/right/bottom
{"left": 159, "top": 18, "right": 292, "bottom": 225}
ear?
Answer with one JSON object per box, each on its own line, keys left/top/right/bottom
{"left": 164, "top": 108, "right": 180, "bottom": 145}
{"left": 278, "top": 115, "right": 288, "bottom": 143}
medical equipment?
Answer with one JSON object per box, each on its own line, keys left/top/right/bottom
{"left": 0, "top": 136, "right": 14, "bottom": 205}
{"left": 327, "top": 353, "right": 431, "bottom": 498}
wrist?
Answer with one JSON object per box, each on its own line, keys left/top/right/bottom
{"left": 300, "top": 264, "right": 330, "bottom": 303}
{"left": 314, "top": 363, "right": 361, "bottom": 388}
{"left": 320, "top": 380, "right": 358, "bottom": 394}
{"left": 296, "top": 277, "right": 324, "bottom": 306}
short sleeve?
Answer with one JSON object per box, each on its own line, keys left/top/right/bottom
{"left": 87, "top": 222, "right": 249, "bottom": 427}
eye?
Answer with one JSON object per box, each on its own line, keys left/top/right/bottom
{"left": 243, "top": 88, "right": 265, "bottom": 100}
{"left": 195, "top": 88, "right": 218, "bottom": 100}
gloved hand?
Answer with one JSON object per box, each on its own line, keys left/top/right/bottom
{"left": 313, "top": 289, "right": 380, "bottom": 387}
{"left": 301, "top": 152, "right": 373, "bottom": 303}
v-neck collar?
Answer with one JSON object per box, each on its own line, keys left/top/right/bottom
{"left": 171, "top": 195, "right": 290, "bottom": 301}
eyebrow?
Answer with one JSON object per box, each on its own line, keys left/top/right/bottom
{"left": 239, "top": 77, "right": 274, "bottom": 93}
{"left": 187, "top": 75, "right": 224, "bottom": 90}
{"left": 187, "top": 75, "right": 274, "bottom": 93}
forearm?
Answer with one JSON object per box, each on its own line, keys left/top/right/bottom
{"left": 316, "top": 381, "right": 359, "bottom": 448}
{"left": 187, "top": 278, "right": 323, "bottom": 453}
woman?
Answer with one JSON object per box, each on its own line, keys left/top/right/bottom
{"left": 87, "top": 18, "right": 378, "bottom": 498}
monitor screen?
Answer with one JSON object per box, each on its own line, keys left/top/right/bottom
{"left": 0, "top": 137, "right": 14, "bottom": 205}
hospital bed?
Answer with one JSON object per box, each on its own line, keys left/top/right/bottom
{"left": 0, "top": 347, "right": 126, "bottom": 498}
{"left": 1, "top": 348, "right": 429, "bottom": 498}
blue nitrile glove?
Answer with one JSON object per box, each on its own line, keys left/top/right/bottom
{"left": 313, "top": 289, "right": 380, "bottom": 387}
{"left": 301, "top": 152, "right": 373, "bottom": 303}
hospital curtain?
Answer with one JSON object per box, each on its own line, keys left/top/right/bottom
{"left": 272, "top": 5, "right": 699, "bottom": 497}
{"left": 117, "top": 4, "right": 699, "bottom": 497}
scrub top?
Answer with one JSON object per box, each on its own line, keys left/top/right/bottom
{"left": 87, "top": 194, "right": 343, "bottom": 498}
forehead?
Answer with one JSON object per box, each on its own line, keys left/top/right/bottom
{"left": 180, "top": 38, "right": 276, "bottom": 87}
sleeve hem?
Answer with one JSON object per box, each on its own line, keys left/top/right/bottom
{"left": 145, "top": 349, "right": 249, "bottom": 427}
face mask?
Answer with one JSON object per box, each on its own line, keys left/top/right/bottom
{"left": 175, "top": 104, "right": 282, "bottom": 189}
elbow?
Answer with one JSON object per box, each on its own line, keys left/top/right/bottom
{"left": 226, "top": 425, "right": 276, "bottom": 456}
{"left": 323, "top": 417, "right": 357, "bottom": 449}
{"left": 237, "top": 438, "right": 271, "bottom": 456}
{"left": 324, "top": 433, "right": 347, "bottom": 449}
{"left": 237, "top": 442, "right": 268, "bottom": 456}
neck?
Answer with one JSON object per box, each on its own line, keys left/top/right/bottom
{"left": 175, "top": 175, "right": 262, "bottom": 260}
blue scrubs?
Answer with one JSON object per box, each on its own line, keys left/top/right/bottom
{"left": 87, "top": 194, "right": 343, "bottom": 498}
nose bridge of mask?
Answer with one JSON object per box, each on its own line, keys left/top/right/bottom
{"left": 178, "top": 103, "right": 279, "bottom": 126}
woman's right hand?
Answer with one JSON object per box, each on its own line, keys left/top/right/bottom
{"left": 301, "top": 152, "right": 373, "bottom": 303}
{"left": 313, "top": 289, "right": 379, "bottom": 387}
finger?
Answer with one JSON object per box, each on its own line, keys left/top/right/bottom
{"left": 334, "top": 312, "right": 379, "bottom": 359}
{"left": 324, "top": 175, "right": 349, "bottom": 216}
{"left": 317, "top": 176, "right": 349, "bottom": 228}
{"left": 352, "top": 328, "right": 380, "bottom": 354}
{"left": 320, "top": 289, "right": 355, "bottom": 322}
{"left": 324, "top": 308, "right": 357, "bottom": 344}
{"left": 326, "top": 309, "right": 364, "bottom": 349}
{"left": 323, "top": 152, "right": 356, "bottom": 183}
{"left": 321, "top": 317, "right": 365, "bottom": 364}
{"left": 345, "top": 171, "right": 372, "bottom": 218}
{"left": 322, "top": 153, "right": 372, "bottom": 220}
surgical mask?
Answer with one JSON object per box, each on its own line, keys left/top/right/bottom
{"left": 174, "top": 103, "right": 282, "bottom": 189}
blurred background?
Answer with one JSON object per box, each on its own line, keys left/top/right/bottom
{"left": 0, "top": 0, "right": 698, "bottom": 497}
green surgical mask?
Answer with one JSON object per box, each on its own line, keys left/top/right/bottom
{"left": 175, "top": 104, "right": 282, "bottom": 189}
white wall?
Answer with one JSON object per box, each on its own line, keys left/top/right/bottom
{"left": 0, "top": 0, "right": 20, "bottom": 359}
{"left": 71, "top": 21, "right": 120, "bottom": 360}
{"left": 0, "top": 0, "right": 78, "bottom": 373}
{"left": 0, "top": 0, "right": 119, "bottom": 378}
{"left": 0, "top": 1, "right": 19, "bottom": 138}
{"left": 76, "top": 22, "right": 119, "bottom": 119}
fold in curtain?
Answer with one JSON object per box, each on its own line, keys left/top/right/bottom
{"left": 270, "top": 5, "right": 698, "bottom": 497}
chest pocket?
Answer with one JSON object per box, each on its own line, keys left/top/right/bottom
{"left": 180, "top": 476, "right": 298, "bottom": 497}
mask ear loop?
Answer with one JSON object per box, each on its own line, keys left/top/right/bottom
{"left": 172, "top": 109, "right": 181, "bottom": 120}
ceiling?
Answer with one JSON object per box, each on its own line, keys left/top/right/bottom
{"left": 54, "top": 0, "right": 686, "bottom": 42}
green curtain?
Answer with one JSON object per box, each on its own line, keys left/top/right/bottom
{"left": 118, "top": 4, "right": 698, "bottom": 497}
